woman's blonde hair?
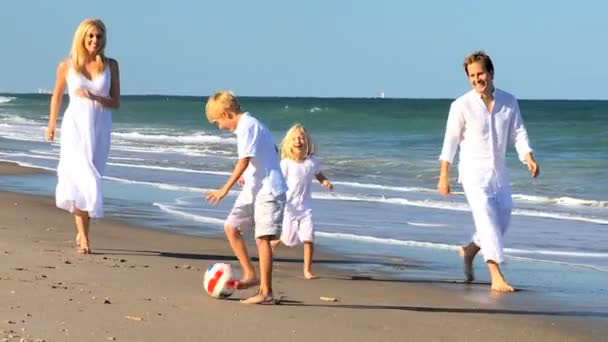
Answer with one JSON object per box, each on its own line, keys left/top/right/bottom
{"left": 69, "top": 19, "right": 107, "bottom": 74}
{"left": 280, "top": 123, "right": 316, "bottom": 160}
{"left": 205, "top": 91, "right": 241, "bottom": 121}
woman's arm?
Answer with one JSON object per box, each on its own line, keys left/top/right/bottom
{"left": 46, "top": 61, "right": 69, "bottom": 142}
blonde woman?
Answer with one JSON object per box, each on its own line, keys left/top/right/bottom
{"left": 271, "top": 123, "right": 333, "bottom": 279}
{"left": 46, "top": 18, "right": 120, "bottom": 254}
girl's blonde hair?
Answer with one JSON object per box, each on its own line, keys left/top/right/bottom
{"left": 280, "top": 123, "right": 317, "bottom": 160}
{"left": 69, "top": 19, "right": 107, "bottom": 75}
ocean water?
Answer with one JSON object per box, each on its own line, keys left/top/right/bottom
{"left": 1, "top": 94, "right": 607, "bottom": 309}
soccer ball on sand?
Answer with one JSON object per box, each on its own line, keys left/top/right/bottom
{"left": 203, "top": 263, "right": 236, "bottom": 299}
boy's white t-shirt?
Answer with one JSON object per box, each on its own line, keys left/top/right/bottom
{"left": 234, "top": 112, "right": 287, "bottom": 196}
{"left": 280, "top": 155, "right": 320, "bottom": 216}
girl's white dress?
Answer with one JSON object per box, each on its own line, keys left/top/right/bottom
{"left": 279, "top": 156, "right": 321, "bottom": 246}
{"left": 55, "top": 62, "right": 112, "bottom": 218}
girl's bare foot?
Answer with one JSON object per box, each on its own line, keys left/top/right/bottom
{"left": 270, "top": 240, "right": 281, "bottom": 252}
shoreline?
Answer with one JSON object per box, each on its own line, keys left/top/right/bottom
{"left": 1, "top": 162, "right": 607, "bottom": 340}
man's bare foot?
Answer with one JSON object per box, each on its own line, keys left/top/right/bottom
{"left": 235, "top": 277, "right": 259, "bottom": 290}
{"left": 304, "top": 271, "right": 318, "bottom": 280}
{"left": 459, "top": 243, "right": 480, "bottom": 282}
{"left": 240, "top": 293, "right": 276, "bottom": 304}
{"left": 491, "top": 278, "right": 515, "bottom": 292}
{"left": 487, "top": 261, "right": 514, "bottom": 292}
{"left": 75, "top": 233, "right": 80, "bottom": 247}
{"left": 459, "top": 246, "right": 474, "bottom": 282}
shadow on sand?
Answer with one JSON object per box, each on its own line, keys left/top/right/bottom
{"left": 94, "top": 247, "right": 608, "bottom": 318}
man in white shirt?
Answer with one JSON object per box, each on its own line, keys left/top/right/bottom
{"left": 438, "top": 51, "right": 540, "bottom": 292}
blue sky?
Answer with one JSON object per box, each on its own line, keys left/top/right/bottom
{"left": 1, "top": 0, "right": 606, "bottom": 99}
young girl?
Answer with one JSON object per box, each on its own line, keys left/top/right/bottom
{"left": 271, "top": 123, "right": 333, "bottom": 279}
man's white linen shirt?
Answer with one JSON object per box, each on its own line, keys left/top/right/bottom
{"left": 439, "top": 89, "right": 533, "bottom": 188}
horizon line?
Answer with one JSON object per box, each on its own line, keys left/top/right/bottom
{"left": 1, "top": 92, "right": 607, "bottom": 102}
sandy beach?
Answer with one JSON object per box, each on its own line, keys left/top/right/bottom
{"left": 1, "top": 162, "right": 607, "bottom": 341}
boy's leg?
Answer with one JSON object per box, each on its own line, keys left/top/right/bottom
{"left": 303, "top": 242, "right": 317, "bottom": 279}
{"left": 241, "top": 235, "right": 274, "bottom": 304}
{"left": 225, "top": 193, "right": 259, "bottom": 289}
{"left": 241, "top": 193, "right": 285, "bottom": 304}
{"left": 224, "top": 224, "right": 257, "bottom": 288}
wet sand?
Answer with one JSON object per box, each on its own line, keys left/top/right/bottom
{"left": 1, "top": 162, "right": 607, "bottom": 341}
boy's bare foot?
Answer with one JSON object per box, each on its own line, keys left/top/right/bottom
{"left": 304, "top": 271, "right": 318, "bottom": 279}
{"left": 235, "top": 278, "right": 259, "bottom": 290}
{"left": 459, "top": 243, "right": 480, "bottom": 282}
{"left": 240, "top": 293, "right": 276, "bottom": 304}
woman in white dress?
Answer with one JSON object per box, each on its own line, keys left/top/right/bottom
{"left": 46, "top": 18, "right": 120, "bottom": 254}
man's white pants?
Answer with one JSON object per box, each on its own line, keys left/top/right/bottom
{"left": 462, "top": 183, "right": 512, "bottom": 264}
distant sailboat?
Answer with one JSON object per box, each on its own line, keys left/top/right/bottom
{"left": 375, "top": 91, "right": 385, "bottom": 99}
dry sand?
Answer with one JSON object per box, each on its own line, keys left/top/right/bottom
{"left": 1, "top": 162, "right": 607, "bottom": 341}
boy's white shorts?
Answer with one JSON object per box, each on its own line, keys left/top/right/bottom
{"left": 226, "top": 191, "right": 286, "bottom": 239}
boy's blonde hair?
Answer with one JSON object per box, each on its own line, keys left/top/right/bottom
{"left": 280, "top": 123, "right": 317, "bottom": 160}
{"left": 205, "top": 91, "right": 241, "bottom": 121}
{"left": 70, "top": 19, "right": 107, "bottom": 75}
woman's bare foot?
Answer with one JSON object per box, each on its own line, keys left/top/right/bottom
{"left": 459, "top": 243, "right": 480, "bottom": 282}
{"left": 77, "top": 235, "right": 91, "bottom": 254}
{"left": 77, "top": 246, "right": 91, "bottom": 254}
{"left": 304, "top": 271, "right": 318, "bottom": 279}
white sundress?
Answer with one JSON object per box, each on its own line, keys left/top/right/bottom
{"left": 55, "top": 62, "right": 112, "bottom": 218}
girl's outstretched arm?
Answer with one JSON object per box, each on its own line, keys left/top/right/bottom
{"left": 315, "top": 172, "right": 333, "bottom": 191}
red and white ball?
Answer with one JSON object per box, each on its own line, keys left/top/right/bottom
{"left": 203, "top": 263, "right": 236, "bottom": 299}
